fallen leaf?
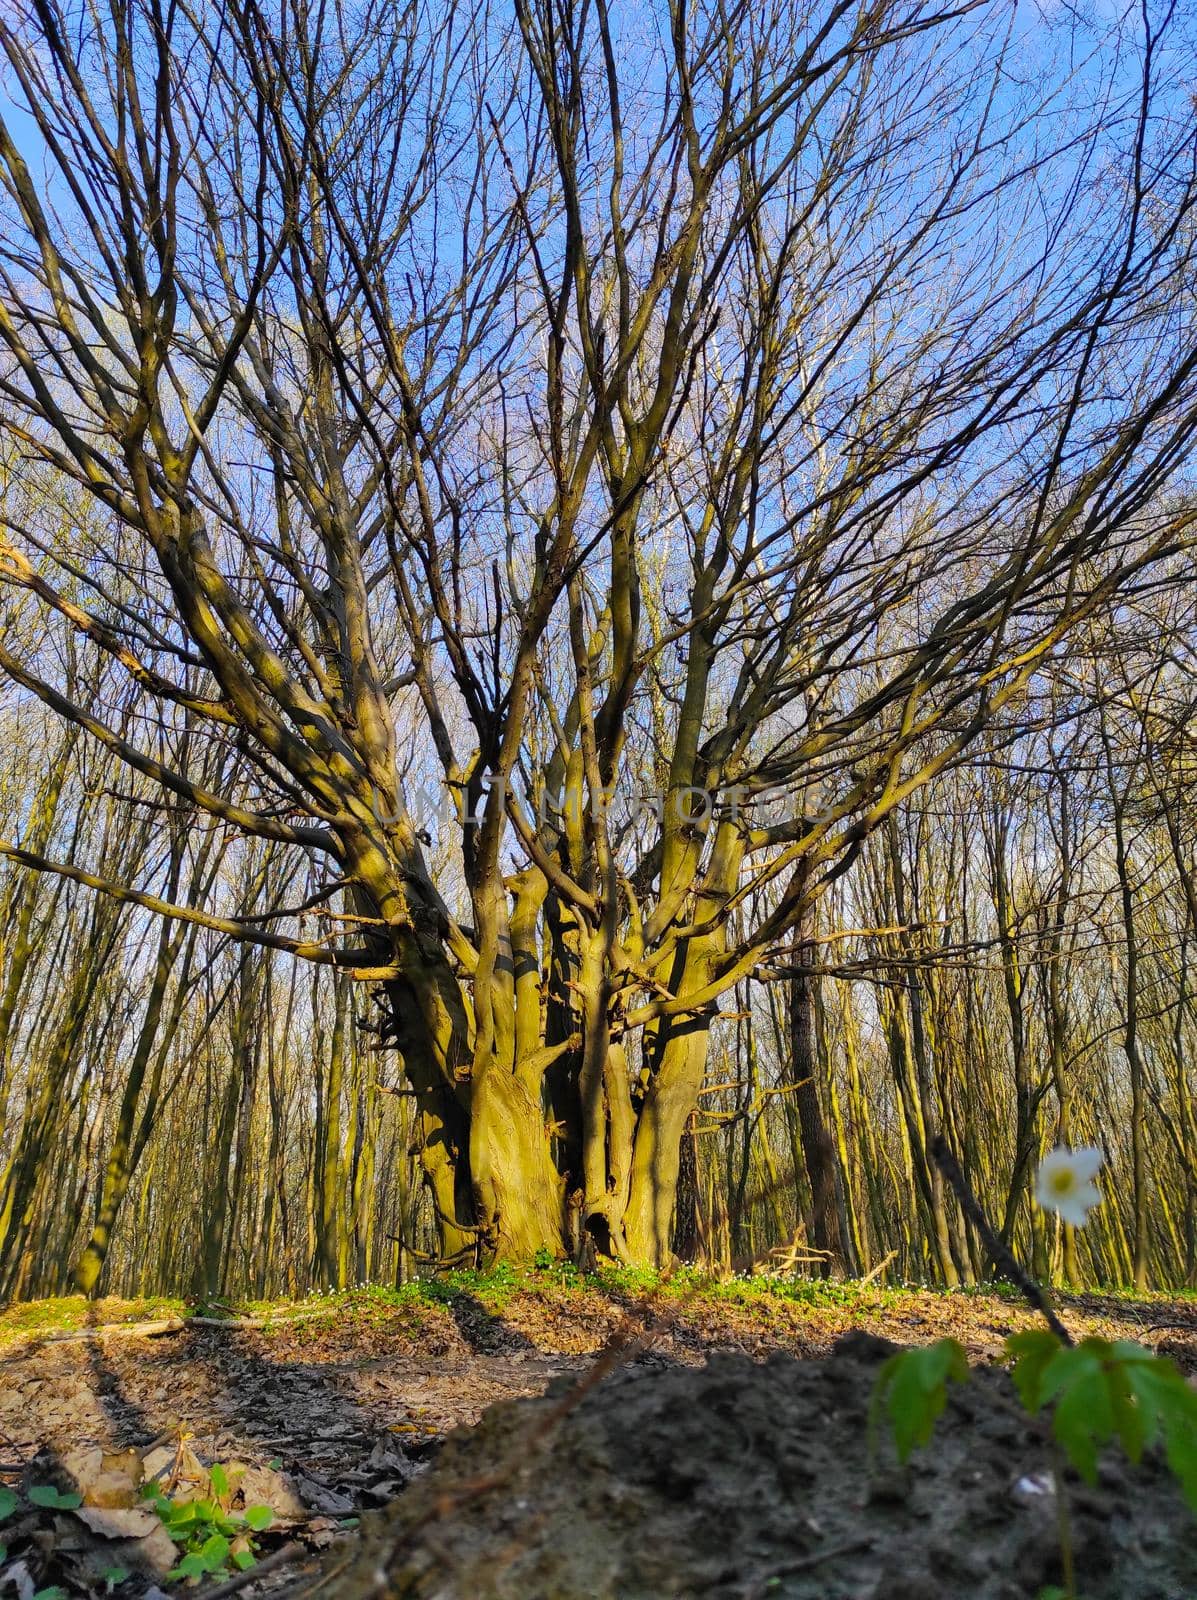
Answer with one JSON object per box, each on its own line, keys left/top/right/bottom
{"left": 50, "top": 1508, "right": 178, "bottom": 1580}
{"left": 224, "top": 1461, "right": 308, "bottom": 1522}
{"left": 59, "top": 1447, "right": 142, "bottom": 1509}
{"left": 73, "top": 1506, "right": 161, "bottom": 1540}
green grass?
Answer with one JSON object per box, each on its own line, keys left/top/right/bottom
{"left": 230, "top": 1262, "right": 911, "bottom": 1327}
{"left": 955, "top": 1279, "right": 1197, "bottom": 1304}
{"left": 225, "top": 1263, "right": 1197, "bottom": 1353}
{"left": 4, "top": 1266, "right": 1191, "bottom": 1355}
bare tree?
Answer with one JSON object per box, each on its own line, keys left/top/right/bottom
{"left": 1, "top": 0, "right": 1196, "bottom": 1265}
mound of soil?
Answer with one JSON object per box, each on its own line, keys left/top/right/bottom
{"left": 308, "top": 1331, "right": 1197, "bottom": 1600}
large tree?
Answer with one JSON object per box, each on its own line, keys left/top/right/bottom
{"left": 1, "top": 0, "right": 1195, "bottom": 1265}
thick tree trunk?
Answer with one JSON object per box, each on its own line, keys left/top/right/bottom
{"left": 383, "top": 961, "right": 567, "bottom": 1263}
{"left": 470, "top": 1066, "right": 565, "bottom": 1258}
{"left": 372, "top": 832, "right": 714, "bottom": 1267}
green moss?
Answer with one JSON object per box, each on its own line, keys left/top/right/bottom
{"left": 0, "top": 1295, "right": 186, "bottom": 1352}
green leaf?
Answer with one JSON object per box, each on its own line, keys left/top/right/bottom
{"left": 1164, "top": 1419, "right": 1197, "bottom": 1515}
{"left": 1141, "top": 1362, "right": 1197, "bottom": 1516}
{"left": 1005, "top": 1329, "right": 1064, "bottom": 1412}
{"left": 28, "top": 1484, "right": 83, "bottom": 1510}
{"left": 1040, "top": 1343, "right": 1112, "bottom": 1484}
{"left": 168, "top": 1552, "right": 208, "bottom": 1582}
{"left": 243, "top": 1504, "right": 273, "bottom": 1533}
{"left": 208, "top": 1463, "right": 229, "bottom": 1499}
{"left": 101, "top": 1567, "right": 130, "bottom": 1589}
{"left": 159, "top": 1502, "right": 203, "bottom": 1532}
{"left": 0, "top": 1486, "right": 16, "bottom": 1522}
{"left": 1106, "top": 1359, "right": 1149, "bottom": 1466}
{"left": 233, "top": 1547, "right": 256, "bottom": 1571}
{"left": 198, "top": 1532, "right": 231, "bottom": 1572}
{"left": 1004, "top": 1332, "right": 1197, "bottom": 1510}
{"left": 32, "top": 1588, "right": 69, "bottom": 1599}
{"left": 872, "top": 1338, "right": 969, "bottom": 1463}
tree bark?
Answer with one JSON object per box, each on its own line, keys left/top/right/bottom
{"left": 788, "top": 902, "right": 845, "bottom": 1273}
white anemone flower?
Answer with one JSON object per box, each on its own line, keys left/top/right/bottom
{"left": 1034, "top": 1146, "right": 1104, "bottom": 1228}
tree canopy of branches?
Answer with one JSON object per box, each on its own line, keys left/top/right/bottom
{"left": 1, "top": 0, "right": 1196, "bottom": 1270}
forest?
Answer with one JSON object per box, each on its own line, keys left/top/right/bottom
{"left": 1, "top": 0, "right": 1197, "bottom": 1595}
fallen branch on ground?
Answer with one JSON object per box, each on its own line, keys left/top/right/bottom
{"left": 1, "top": 1306, "right": 347, "bottom": 1355}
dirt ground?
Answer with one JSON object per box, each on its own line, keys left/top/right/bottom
{"left": 0, "top": 1273, "right": 1195, "bottom": 1598}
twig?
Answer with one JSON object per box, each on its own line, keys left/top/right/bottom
{"left": 746, "top": 1536, "right": 873, "bottom": 1596}
{"left": 385, "top": 1233, "right": 477, "bottom": 1267}
{"left": 930, "top": 1134, "right": 1074, "bottom": 1347}
{"left": 858, "top": 1249, "right": 898, "bottom": 1288}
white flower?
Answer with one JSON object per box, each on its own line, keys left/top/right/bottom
{"left": 1034, "top": 1146, "right": 1104, "bottom": 1228}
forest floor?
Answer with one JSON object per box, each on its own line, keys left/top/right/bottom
{"left": 0, "top": 1268, "right": 1195, "bottom": 1599}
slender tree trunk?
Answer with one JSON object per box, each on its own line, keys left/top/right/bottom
{"left": 74, "top": 859, "right": 190, "bottom": 1294}
{"left": 789, "top": 902, "right": 845, "bottom": 1273}
{"left": 884, "top": 815, "right": 959, "bottom": 1286}
{"left": 1104, "top": 732, "right": 1149, "bottom": 1291}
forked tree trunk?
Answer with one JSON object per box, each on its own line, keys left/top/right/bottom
{"left": 386, "top": 967, "right": 714, "bottom": 1268}
{"left": 371, "top": 803, "right": 730, "bottom": 1267}
{"left": 383, "top": 966, "right": 565, "bottom": 1262}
